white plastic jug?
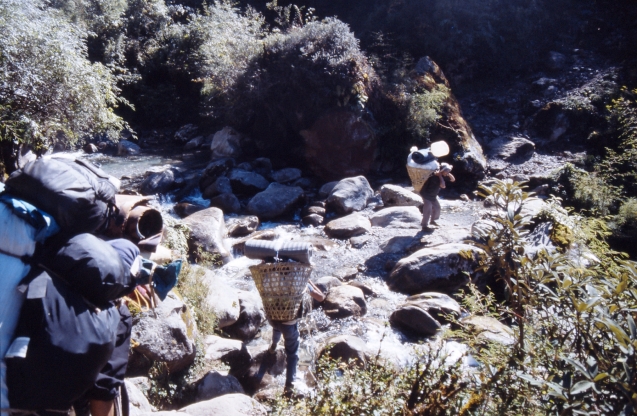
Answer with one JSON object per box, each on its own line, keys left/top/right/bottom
{"left": 430, "top": 141, "right": 450, "bottom": 157}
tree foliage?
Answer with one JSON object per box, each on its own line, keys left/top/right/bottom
{"left": 0, "top": 0, "right": 127, "bottom": 150}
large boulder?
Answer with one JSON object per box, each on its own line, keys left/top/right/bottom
{"left": 196, "top": 372, "right": 245, "bottom": 401}
{"left": 209, "top": 193, "right": 241, "bottom": 214}
{"left": 388, "top": 243, "right": 483, "bottom": 295}
{"left": 199, "top": 158, "right": 235, "bottom": 192}
{"left": 300, "top": 110, "right": 376, "bottom": 181}
{"left": 117, "top": 139, "right": 141, "bottom": 156}
{"left": 227, "top": 169, "right": 269, "bottom": 196}
{"left": 223, "top": 290, "right": 266, "bottom": 341}
{"left": 202, "top": 272, "right": 240, "bottom": 328}
{"left": 125, "top": 379, "right": 155, "bottom": 416}
{"left": 369, "top": 206, "right": 422, "bottom": 229}
{"left": 179, "top": 394, "right": 267, "bottom": 416}
{"left": 323, "top": 285, "right": 367, "bottom": 318}
{"left": 380, "top": 184, "right": 423, "bottom": 207}
{"left": 203, "top": 335, "right": 251, "bottom": 375}
{"left": 174, "top": 124, "right": 198, "bottom": 143}
{"left": 182, "top": 208, "right": 231, "bottom": 262}
{"left": 487, "top": 136, "right": 535, "bottom": 161}
{"left": 319, "top": 335, "right": 368, "bottom": 366}
{"left": 327, "top": 176, "right": 374, "bottom": 215}
{"left": 413, "top": 57, "right": 486, "bottom": 181}
{"left": 210, "top": 126, "right": 243, "bottom": 160}
{"left": 247, "top": 183, "right": 304, "bottom": 220}
{"left": 390, "top": 293, "right": 461, "bottom": 336}
{"left": 324, "top": 213, "right": 371, "bottom": 239}
{"left": 271, "top": 168, "right": 302, "bottom": 184}
{"left": 140, "top": 168, "right": 181, "bottom": 195}
{"left": 131, "top": 292, "right": 197, "bottom": 373}
{"left": 202, "top": 176, "right": 233, "bottom": 200}
{"left": 461, "top": 315, "right": 515, "bottom": 345}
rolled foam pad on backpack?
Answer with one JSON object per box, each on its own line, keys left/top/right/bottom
{"left": 43, "top": 234, "right": 133, "bottom": 305}
{"left": 5, "top": 157, "right": 118, "bottom": 235}
{"left": 244, "top": 239, "right": 312, "bottom": 264}
{"left": 6, "top": 272, "right": 119, "bottom": 412}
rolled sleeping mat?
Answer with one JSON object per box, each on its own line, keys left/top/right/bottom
{"left": 244, "top": 239, "right": 312, "bottom": 264}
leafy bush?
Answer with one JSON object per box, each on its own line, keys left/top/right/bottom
{"left": 274, "top": 181, "right": 637, "bottom": 415}
{"left": 0, "top": 0, "right": 127, "bottom": 150}
{"left": 618, "top": 198, "right": 637, "bottom": 229}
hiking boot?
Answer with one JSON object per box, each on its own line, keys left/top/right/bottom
{"left": 421, "top": 226, "right": 434, "bottom": 233}
{"left": 268, "top": 343, "right": 277, "bottom": 354}
{"left": 430, "top": 221, "right": 439, "bottom": 227}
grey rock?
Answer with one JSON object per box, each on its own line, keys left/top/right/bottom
{"left": 117, "top": 140, "right": 141, "bottom": 156}
{"left": 390, "top": 305, "right": 441, "bottom": 336}
{"left": 232, "top": 345, "right": 287, "bottom": 394}
{"left": 179, "top": 394, "right": 267, "bottom": 416}
{"left": 369, "top": 206, "right": 422, "bottom": 229}
{"left": 210, "top": 127, "right": 243, "bottom": 160}
{"left": 404, "top": 292, "right": 461, "bottom": 323}
{"left": 247, "top": 183, "right": 304, "bottom": 220}
{"left": 314, "top": 276, "right": 342, "bottom": 294}
{"left": 202, "top": 272, "right": 240, "bottom": 328}
{"left": 388, "top": 243, "right": 483, "bottom": 295}
{"left": 293, "top": 177, "right": 313, "bottom": 189}
{"left": 302, "top": 214, "right": 324, "bottom": 226}
{"left": 196, "top": 372, "right": 244, "bottom": 401}
{"left": 182, "top": 207, "right": 231, "bottom": 262}
{"left": 199, "top": 158, "right": 235, "bottom": 192}
{"left": 174, "top": 124, "right": 198, "bottom": 142}
{"left": 319, "top": 335, "right": 368, "bottom": 366}
{"left": 84, "top": 143, "right": 99, "bottom": 154}
{"left": 131, "top": 292, "right": 197, "bottom": 372}
{"left": 303, "top": 205, "right": 326, "bottom": 216}
{"left": 350, "top": 234, "right": 371, "bottom": 248}
{"left": 548, "top": 51, "right": 567, "bottom": 70}
{"left": 271, "top": 168, "right": 302, "bottom": 184}
{"left": 203, "top": 176, "right": 233, "bottom": 199}
{"left": 140, "top": 168, "right": 180, "bottom": 195}
{"left": 318, "top": 181, "right": 339, "bottom": 199}
{"left": 347, "top": 281, "right": 374, "bottom": 297}
{"left": 228, "top": 169, "right": 269, "bottom": 196}
{"left": 324, "top": 213, "right": 371, "bottom": 239}
{"left": 380, "top": 235, "right": 422, "bottom": 254}
{"left": 252, "top": 157, "right": 272, "bottom": 177}
{"left": 203, "top": 335, "right": 250, "bottom": 374}
{"left": 174, "top": 202, "right": 206, "bottom": 218}
{"left": 223, "top": 290, "right": 266, "bottom": 341}
{"left": 236, "top": 162, "right": 252, "bottom": 171}
{"left": 125, "top": 379, "right": 155, "bottom": 416}
{"left": 210, "top": 193, "right": 241, "bottom": 214}
{"left": 184, "top": 135, "right": 204, "bottom": 150}
{"left": 226, "top": 215, "right": 259, "bottom": 237}
{"left": 461, "top": 315, "right": 515, "bottom": 345}
{"left": 327, "top": 176, "right": 374, "bottom": 215}
{"left": 487, "top": 136, "right": 535, "bottom": 161}
{"left": 380, "top": 184, "right": 423, "bottom": 207}
{"left": 323, "top": 285, "right": 367, "bottom": 318}
{"left": 333, "top": 267, "right": 358, "bottom": 282}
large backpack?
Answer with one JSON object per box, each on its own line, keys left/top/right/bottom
{"left": 4, "top": 157, "right": 119, "bottom": 235}
{"left": 42, "top": 234, "right": 134, "bottom": 306}
{"left": 5, "top": 271, "right": 119, "bottom": 412}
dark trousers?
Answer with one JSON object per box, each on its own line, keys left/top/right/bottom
{"left": 270, "top": 322, "right": 300, "bottom": 387}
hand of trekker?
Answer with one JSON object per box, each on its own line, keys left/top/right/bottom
{"left": 307, "top": 281, "right": 326, "bottom": 302}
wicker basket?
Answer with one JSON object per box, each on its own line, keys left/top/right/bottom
{"left": 249, "top": 263, "right": 313, "bottom": 321}
{"left": 406, "top": 165, "right": 435, "bottom": 193}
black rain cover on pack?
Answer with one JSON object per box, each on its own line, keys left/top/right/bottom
{"left": 43, "top": 234, "right": 133, "bottom": 306}
{"left": 6, "top": 272, "right": 119, "bottom": 412}
{"left": 5, "top": 157, "right": 118, "bottom": 235}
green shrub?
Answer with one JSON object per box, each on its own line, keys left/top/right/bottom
{"left": 0, "top": 0, "right": 127, "bottom": 150}
{"left": 617, "top": 198, "right": 637, "bottom": 229}
{"left": 407, "top": 84, "right": 449, "bottom": 140}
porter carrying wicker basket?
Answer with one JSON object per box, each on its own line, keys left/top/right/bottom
{"left": 406, "top": 165, "right": 435, "bottom": 193}
{"left": 249, "top": 262, "right": 313, "bottom": 321}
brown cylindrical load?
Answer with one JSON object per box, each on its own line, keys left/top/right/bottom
{"left": 106, "top": 195, "right": 164, "bottom": 252}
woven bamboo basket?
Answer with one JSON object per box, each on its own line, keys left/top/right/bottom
{"left": 406, "top": 165, "right": 435, "bottom": 193}
{"left": 249, "top": 263, "right": 313, "bottom": 321}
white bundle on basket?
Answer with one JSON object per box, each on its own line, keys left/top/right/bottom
{"left": 406, "top": 141, "right": 449, "bottom": 192}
